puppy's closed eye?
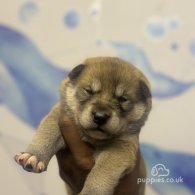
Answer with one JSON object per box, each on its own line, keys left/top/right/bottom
{"left": 117, "top": 97, "right": 133, "bottom": 112}
{"left": 117, "top": 96, "right": 128, "bottom": 103}
{"left": 76, "top": 87, "right": 94, "bottom": 103}
{"left": 84, "top": 87, "right": 94, "bottom": 95}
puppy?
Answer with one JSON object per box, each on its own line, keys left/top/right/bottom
{"left": 57, "top": 112, "right": 146, "bottom": 195}
{"left": 15, "top": 57, "right": 152, "bottom": 195}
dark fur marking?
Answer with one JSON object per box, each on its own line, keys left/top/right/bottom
{"left": 139, "top": 80, "right": 151, "bottom": 101}
{"left": 25, "top": 164, "right": 33, "bottom": 171}
{"left": 68, "top": 64, "right": 86, "bottom": 80}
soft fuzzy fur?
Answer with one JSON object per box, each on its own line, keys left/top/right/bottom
{"left": 15, "top": 57, "right": 152, "bottom": 195}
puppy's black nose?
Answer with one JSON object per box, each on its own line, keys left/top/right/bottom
{"left": 92, "top": 110, "right": 111, "bottom": 125}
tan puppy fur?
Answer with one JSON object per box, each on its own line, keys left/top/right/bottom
{"left": 57, "top": 113, "right": 147, "bottom": 195}
{"left": 14, "top": 57, "right": 152, "bottom": 195}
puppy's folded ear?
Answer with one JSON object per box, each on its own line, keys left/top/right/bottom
{"left": 68, "top": 64, "right": 86, "bottom": 80}
{"left": 138, "top": 80, "right": 152, "bottom": 101}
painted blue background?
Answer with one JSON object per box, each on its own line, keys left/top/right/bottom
{"left": 1, "top": 1, "right": 195, "bottom": 195}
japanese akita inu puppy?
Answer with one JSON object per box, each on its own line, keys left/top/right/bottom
{"left": 15, "top": 57, "right": 152, "bottom": 195}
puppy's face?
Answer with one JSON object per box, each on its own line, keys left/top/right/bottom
{"left": 61, "top": 57, "right": 152, "bottom": 142}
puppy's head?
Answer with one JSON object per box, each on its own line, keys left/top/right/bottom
{"left": 61, "top": 57, "right": 152, "bottom": 143}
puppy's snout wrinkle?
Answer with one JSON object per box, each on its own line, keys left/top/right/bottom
{"left": 92, "top": 108, "right": 111, "bottom": 125}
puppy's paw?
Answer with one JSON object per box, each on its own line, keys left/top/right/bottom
{"left": 14, "top": 152, "right": 46, "bottom": 173}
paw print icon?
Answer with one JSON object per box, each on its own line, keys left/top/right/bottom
{"left": 151, "top": 164, "right": 170, "bottom": 177}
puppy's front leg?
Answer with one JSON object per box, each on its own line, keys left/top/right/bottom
{"left": 14, "top": 102, "right": 65, "bottom": 172}
{"left": 79, "top": 134, "right": 139, "bottom": 195}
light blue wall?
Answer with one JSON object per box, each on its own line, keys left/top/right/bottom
{"left": 0, "top": 1, "right": 195, "bottom": 194}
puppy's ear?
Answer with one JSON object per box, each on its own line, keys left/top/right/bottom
{"left": 138, "top": 80, "right": 152, "bottom": 101}
{"left": 68, "top": 64, "right": 86, "bottom": 80}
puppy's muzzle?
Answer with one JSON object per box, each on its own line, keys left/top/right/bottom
{"left": 92, "top": 108, "right": 111, "bottom": 126}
